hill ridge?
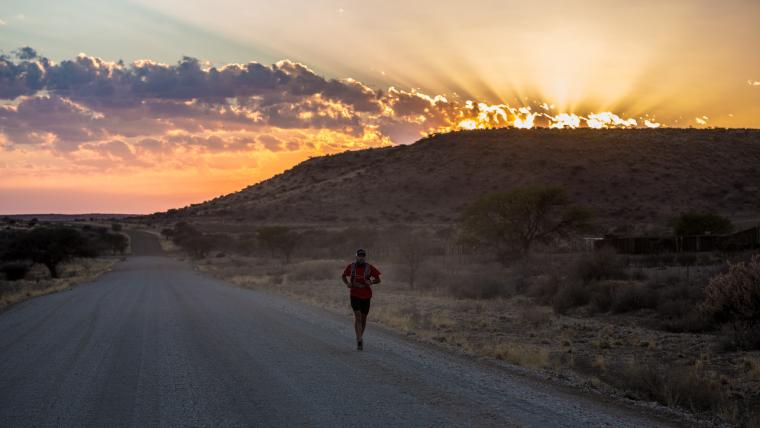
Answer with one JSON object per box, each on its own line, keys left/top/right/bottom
{"left": 157, "top": 128, "right": 760, "bottom": 232}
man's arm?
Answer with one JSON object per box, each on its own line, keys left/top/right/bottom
{"left": 341, "top": 273, "right": 352, "bottom": 287}
{"left": 370, "top": 266, "right": 381, "bottom": 284}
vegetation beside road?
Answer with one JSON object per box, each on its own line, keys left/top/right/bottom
{"left": 151, "top": 206, "right": 760, "bottom": 427}
{"left": 0, "top": 219, "right": 128, "bottom": 309}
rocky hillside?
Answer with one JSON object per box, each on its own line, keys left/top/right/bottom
{"left": 156, "top": 128, "right": 760, "bottom": 232}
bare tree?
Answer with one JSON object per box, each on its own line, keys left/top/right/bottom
{"left": 397, "top": 234, "right": 433, "bottom": 290}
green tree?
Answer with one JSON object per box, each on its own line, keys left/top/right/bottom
{"left": 257, "top": 226, "right": 299, "bottom": 263}
{"left": 460, "top": 186, "right": 591, "bottom": 264}
{"left": 672, "top": 213, "right": 733, "bottom": 236}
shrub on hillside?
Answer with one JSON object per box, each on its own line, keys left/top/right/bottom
{"left": 702, "top": 255, "right": 760, "bottom": 350}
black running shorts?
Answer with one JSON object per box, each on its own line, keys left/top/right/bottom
{"left": 350, "top": 296, "right": 371, "bottom": 315}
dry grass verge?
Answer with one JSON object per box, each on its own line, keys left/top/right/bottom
{"left": 190, "top": 252, "right": 760, "bottom": 427}
{"left": 0, "top": 256, "right": 121, "bottom": 309}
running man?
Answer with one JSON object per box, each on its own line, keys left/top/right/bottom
{"left": 341, "top": 249, "right": 381, "bottom": 351}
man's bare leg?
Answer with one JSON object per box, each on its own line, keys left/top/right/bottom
{"left": 354, "top": 311, "right": 363, "bottom": 343}
{"left": 360, "top": 314, "right": 367, "bottom": 337}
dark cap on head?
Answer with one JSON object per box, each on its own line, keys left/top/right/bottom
{"left": 356, "top": 249, "right": 366, "bottom": 257}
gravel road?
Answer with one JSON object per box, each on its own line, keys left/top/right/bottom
{"left": 0, "top": 230, "right": 682, "bottom": 427}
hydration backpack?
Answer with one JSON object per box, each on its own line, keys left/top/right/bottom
{"left": 350, "top": 262, "right": 373, "bottom": 286}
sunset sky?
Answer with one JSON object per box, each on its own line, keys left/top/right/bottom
{"left": 1, "top": 0, "right": 759, "bottom": 214}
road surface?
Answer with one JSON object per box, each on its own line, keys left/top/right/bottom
{"left": 0, "top": 230, "right": 682, "bottom": 427}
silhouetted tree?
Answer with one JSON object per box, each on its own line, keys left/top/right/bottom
{"left": 7, "top": 227, "right": 94, "bottom": 277}
{"left": 397, "top": 234, "right": 433, "bottom": 289}
{"left": 257, "top": 226, "right": 299, "bottom": 263}
{"left": 672, "top": 213, "right": 733, "bottom": 236}
{"left": 183, "top": 235, "right": 214, "bottom": 258}
{"left": 460, "top": 186, "right": 591, "bottom": 264}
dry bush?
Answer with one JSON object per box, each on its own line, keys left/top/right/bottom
{"left": 552, "top": 280, "right": 589, "bottom": 314}
{"left": 607, "top": 363, "right": 725, "bottom": 413}
{"left": 638, "top": 253, "right": 676, "bottom": 268}
{"left": 588, "top": 281, "right": 615, "bottom": 313}
{"left": 288, "top": 259, "right": 342, "bottom": 282}
{"left": 747, "top": 411, "right": 760, "bottom": 428}
{"left": 519, "top": 305, "right": 552, "bottom": 327}
{"left": 447, "top": 271, "right": 513, "bottom": 299}
{"left": 0, "top": 279, "right": 23, "bottom": 298}
{"left": 550, "top": 278, "right": 659, "bottom": 316}
{"left": 395, "top": 233, "right": 436, "bottom": 289}
{"left": 416, "top": 259, "right": 517, "bottom": 299}
{"left": 703, "top": 255, "right": 760, "bottom": 350}
{"left": 1, "top": 261, "right": 29, "bottom": 281}
{"left": 656, "top": 306, "right": 712, "bottom": 333}
{"left": 653, "top": 278, "right": 712, "bottom": 333}
{"left": 575, "top": 248, "right": 628, "bottom": 282}
{"left": 610, "top": 282, "right": 658, "bottom": 314}
{"left": 525, "top": 275, "right": 561, "bottom": 305}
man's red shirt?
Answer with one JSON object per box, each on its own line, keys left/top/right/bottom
{"left": 343, "top": 263, "right": 381, "bottom": 299}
